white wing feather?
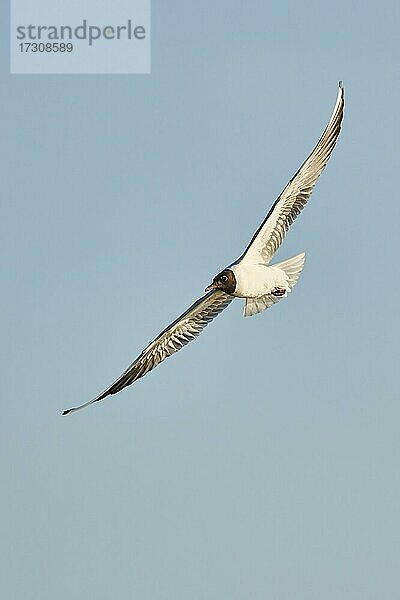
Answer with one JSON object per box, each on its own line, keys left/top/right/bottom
{"left": 240, "top": 83, "right": 344, "bottom": 266}
{"left": 62, "top": 290, "right": 233, "bottom": 415}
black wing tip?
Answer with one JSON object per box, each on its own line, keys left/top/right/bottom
{"left": 338, "top": 80, "right": 343, "bottom": 88}
{"left": 62, "top": 408, "right": 72, "bottom": 416}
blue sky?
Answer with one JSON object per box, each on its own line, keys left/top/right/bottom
{"left": 1, "top": 1, "right": 399, "bottom": 598}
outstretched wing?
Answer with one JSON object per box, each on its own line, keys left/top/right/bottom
{"left": 62, "top": 290, "right": 233, "bottom": 415}
{"left": 240, "top": 82, "right": 344, "bottom": 266}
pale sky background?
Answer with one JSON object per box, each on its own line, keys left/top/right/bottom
{"left": 1, "top": 1, "right": 400, "bottom": 599}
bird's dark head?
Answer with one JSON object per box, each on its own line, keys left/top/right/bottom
{"left": 205, "top": 269, "right": 236, "bottom": 295}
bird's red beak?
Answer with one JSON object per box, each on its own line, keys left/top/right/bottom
{"left": 205, "top": 283, "right": 217, "bottom": 292}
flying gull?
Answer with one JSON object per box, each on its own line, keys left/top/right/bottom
{"left": 63, "top": 83, "right": 344, "bottom": 415}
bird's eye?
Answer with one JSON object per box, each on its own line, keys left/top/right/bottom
{"left": 221, "top": 274, "right": 228, "bottom": 283}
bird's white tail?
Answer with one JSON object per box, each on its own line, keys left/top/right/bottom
{"left": 273, "top": 251, "right": 306, "bottom": 288}
{"left": 243, "top": 252, "right": 305, "bottom": 317}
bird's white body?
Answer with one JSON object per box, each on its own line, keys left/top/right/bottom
{"left": 230, "top": 252, "right": 306, "bottom": 317}
{"left": 230, "top": 262, "right": 290, "bottom": 298}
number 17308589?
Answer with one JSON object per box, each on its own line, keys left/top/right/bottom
{"left": 19, "top": 42, "right": 73, "bottom": 52}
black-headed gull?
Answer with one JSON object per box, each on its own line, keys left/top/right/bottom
{"left": 63, "top": 83, "right": 344, "bottom": 415}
